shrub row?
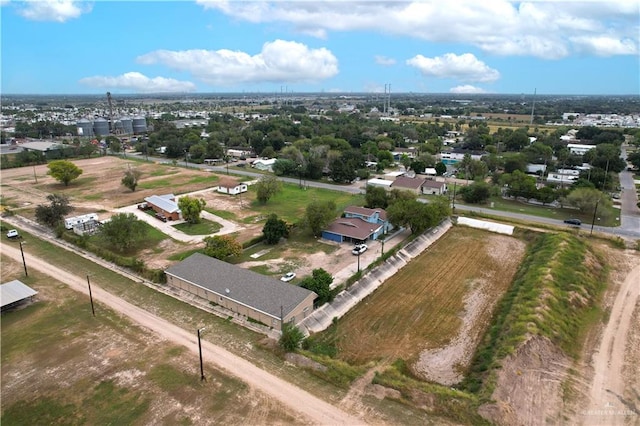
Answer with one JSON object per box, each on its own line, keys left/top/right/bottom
{"left": 61, "top": 232, "right": 166, "bottom": 283}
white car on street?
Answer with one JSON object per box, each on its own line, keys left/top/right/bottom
{"left": 280, "top": 272, "right": 296, "bottom": 282}
{"left": 6, "top": 229, "right": 19, "bottom": 239}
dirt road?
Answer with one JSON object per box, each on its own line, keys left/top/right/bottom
{"left": 581, "top": 259, "right": 640, "bottom": 425}
{"left": 2, "top": 245, "right": 364, "bottom": 426}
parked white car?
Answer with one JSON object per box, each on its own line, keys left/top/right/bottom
{"left": 352, "top": 244, "right": 368, "bottom": 255}
{"left": 280, "top": 272, "right": 296, "bottom": 282}
{"left": 6, "top": 229, "right": 19, "bottom": 239}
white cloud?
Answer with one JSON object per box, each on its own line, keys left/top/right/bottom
{"left": 197, "top": 1, "right": 639, "bottom": 59}
{"left": 375, "top": 55, "right": 396, "bottom": 66}
{"left": 407, "top": 53, "right": 500, "bottom": 83}
{"left": 15, "top": 0, "right": 91, "bottom": 22}
{"left": 570, "top": 35, "right": 638, "bottom": 56}
{"left": 79, "top": 72, "right": 196, "bottom": 93}
{"left": 137, "top": 40, "right": 338, "bottom": 86}
{"left": 450, "top": 85, "right": 487, "bottom": 94}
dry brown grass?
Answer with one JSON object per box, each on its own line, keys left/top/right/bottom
{"left": 1, "top": 157, "right": 219, "bottom": 216}
{"left": 330, "top": 227, "right": 525, "bottom": 366}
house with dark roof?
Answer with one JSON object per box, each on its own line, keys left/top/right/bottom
{"left": 165, "top": 253, "right": 316, "bottom": 329}
{"left": 145, "top": 194, "right": 181, "bottom": 220}
{"left": 216, "top": 178, "right": 248, "bottom": 195}
{"left": 421, "top": 180, "right": 448, "bottom": 195}
{"left": 390, "top": 176, "right": 425, "bottom": 194}
{"left": 322, "top": 206, "right": 389, "bottom": 243}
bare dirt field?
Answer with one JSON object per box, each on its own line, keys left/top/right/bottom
{"left": 2, "top": 157, "right": 218, "bottom": 213}
{"left": 323, "top": 227, "right": 526, "bottom": 384}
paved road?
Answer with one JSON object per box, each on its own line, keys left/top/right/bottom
{"left": 1, "top": 244, "right": 365, "bottom": 425}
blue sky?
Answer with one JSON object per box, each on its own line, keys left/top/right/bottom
{"left": 1, "top": 0, "right": 639, "bottom": 95}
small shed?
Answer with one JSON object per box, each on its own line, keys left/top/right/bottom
{"left": 216, "top": 178, "right": 248, "bottom": 195}
{"left": 1, "top": 280, "right": 38, "bottom": 311}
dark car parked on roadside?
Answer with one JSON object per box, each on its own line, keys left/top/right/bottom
{"left": 564, "top": 218, "right": 581, "bottom": 226}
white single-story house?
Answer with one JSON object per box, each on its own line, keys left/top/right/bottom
{"left": 217, "top": 183, "right": 248, "bottom": 195}
{"left": 216, "top": 178, "right": 248, "bottom": 195}
{"left": 366, "top": 178, "right": 393, "bottom": 189}
{"left": 567, "top": 144, "right": 597, "bottom": 156}
{"left": 252, "top": 158, "right": 277, "bottom": 171}
{"left": 423, "top": 167, "right": 437, "bottom": 177}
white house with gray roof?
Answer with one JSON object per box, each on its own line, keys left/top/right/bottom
{"left": 165, "top": 253, "right": 316, "bottom": 330}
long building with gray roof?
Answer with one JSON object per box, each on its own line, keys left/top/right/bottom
{"left": 165, "top": 253, "right": 316, "bottom": 329}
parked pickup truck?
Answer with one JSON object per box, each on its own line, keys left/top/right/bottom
{"left": 137, "top": 202, "right": 151, "bottom": 210}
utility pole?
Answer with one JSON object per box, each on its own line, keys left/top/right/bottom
{"left": 19, "top": 241, "right": 28, "bottom": 277}
{"left": 590, "top": 199, "right": 600, "bottom": 236}
{"left": 86, "top": 274, "right": 95, "bottom": 317}
{"left": 197, "top": 327, "right": 206, "bottom": 381}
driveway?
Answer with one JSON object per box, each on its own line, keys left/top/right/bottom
{"left": 116, "top": 200, "right": 242, "bottom": 244}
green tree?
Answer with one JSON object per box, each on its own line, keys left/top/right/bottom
{"left": 47, "top": 160, "right": 83, "bottom": 186}
{"left": 460, "top": 182, "right": 491, "bottom": 204}
{"left": 299, "top": 268, "right": 334, "bottom": 305}
{"left": 503, "top": 170, "right": 537, "bottom": 199}
{"left": 626, "top": 151, "right": 640, "bottom": 170}
{"left": 536, "top": 186, "right": 558, "bottom": 205}
{"left": 435, "top": 161, "right": 447, "bottom": 176}
{"left": 177, "top": 196, "right": 206, "bottom": 224}
{"left": 305, "top": 200, "right": 336, "bottom": 237}
{"left": 255, "top": 175, "right": 282, "bottom": 204}
{"left": 279, "top": 322, "right": 305, "bottom": 352}
{"left": 99, "top": 213, "right": 147, "bottom": 252}
{"left": 203, "top": 235, "right": 242, "bottom": 259}
{"left": 35, "top": 193, "right": 74, "bottom": 228}
{"left": 566, "top": 188, "right": 610, "bottom": 216}
{"left": 387, "top": 199, "right": 440, "bottom": 234}
{"left": 364, "top": 185, "right": 389, "bottom": 209}
{"left": 121, "top": 167, "right": 142, "bottom": 192}
{"left": 263, "top": 214, "right": 289, "bottom": 244}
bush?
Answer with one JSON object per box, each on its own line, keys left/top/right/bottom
{"left": 279, "top": 323, "right": 305, "bottom": 352}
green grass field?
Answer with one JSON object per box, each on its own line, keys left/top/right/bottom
{"left": 173, "top": 218, "right": 222, "bottom": 235}
{"left": 247, "top": 183, "right": 364, "bottom": 224}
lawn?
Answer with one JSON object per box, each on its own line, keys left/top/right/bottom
{"left": 457, "top": 196, "right": 620, "bottom": 227}
{"left": 247, "top": 183, "right": 364, "bottom": 224}
{"left": 173, "top": 218, "right": 222, "bottom": 235}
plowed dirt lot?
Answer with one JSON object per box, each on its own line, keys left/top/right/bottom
{"left": 324, "top": 226, "right": 526, "bottom": 384}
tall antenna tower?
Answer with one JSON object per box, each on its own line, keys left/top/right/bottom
{"left": 529, "top": 88, "right": 536, "bottom": 125}
{"left": 387, "top": 83, "right": 391, "bottom": 115}
{"left": 107, "top": 92, "right": 114, "bottom": 133}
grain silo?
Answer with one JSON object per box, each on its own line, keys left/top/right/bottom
{"left": 132, "top": 116, "right": 147, "bottom": 134}
{"left": 120, "top": 117, "right": 134, "bottom": 134}
{"left": 77, "top": 118, "right": 93, "bottom": 137}
{"left": 93, "top": 117, "right": 110, "bottom": 136}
